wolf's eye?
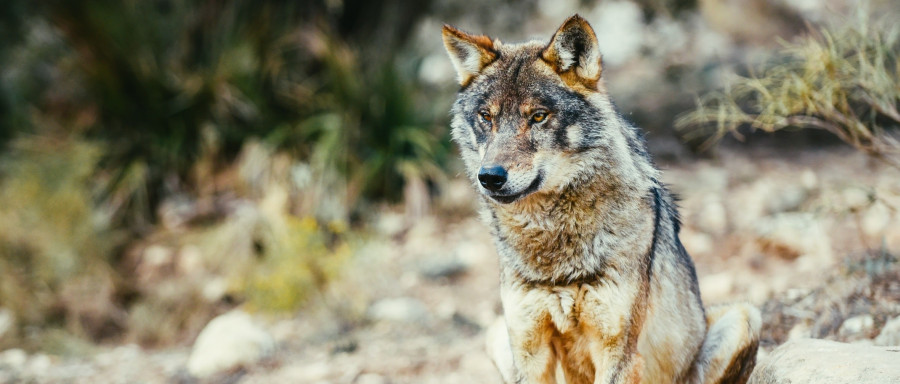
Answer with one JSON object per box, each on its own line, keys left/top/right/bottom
{"left": 530, "top": 111, "right": 548, "bottom": 124}
{"left": 478, "top": 110, "right": 493, "bottom": 124}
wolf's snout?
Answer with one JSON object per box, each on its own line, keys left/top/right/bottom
{"left": 478, "top": 165, "right": 507, "bottom": 192}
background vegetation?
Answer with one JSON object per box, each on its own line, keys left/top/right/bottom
{"left": 677, "top": 10, "right": 900, "bottom": 165}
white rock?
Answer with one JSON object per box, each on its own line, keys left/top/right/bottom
{"left": 838, "top": 314, "right": 874, "bottom": 338}
{"left": 748, "top": 339, "right": 900, "bottom": 383}
{"left": 586, "top": 1, "right": 646, "bottom": 66}
{"left": 680, "top": 229, "right": 714, "bottom": 257}
{"left": 454, "top": 240, "right": 494, "bottom": 267}
{"left": 356, "top": 373, "right": 388, "bottom": 384}
{"left": 368, "top": 298, "right": 428, "bottom": 323}
{"left": 0, "top": 308, "right": 12, "bottom": 341}
{"left": 201, "top": 277, "right": 229, "bottom": 302}
{"left": 695, "top": 197, "right": 728, "bottom": 235}
{"left": 143, "top": 245, "right": 173, "bottom": 268}
{"left": 0, "top": 348, "right": 27, "bottom": 370}
{"left": 841, "top": 188, "right": 871, "bottom": 210}
{"left": 375, "top": 212, "right": 406, "bottom": 238}
{"left": 754, "top": 213, "right": 831, "bottom": 261}
{"left": 799, "top": 169, "right": 817, "bottom": 189}
{"left": 765, "top": 185, "right": 808, "bottom": 214}
{"left": 786, "top": 321, "right": 811, "bottom": 341}
{"left": 537, "top": 0, "right": 579, "bottom": 20}
{"left": 861, "top": 203, "right": 892, "bottom": 238}
{"left": 177, "top": 245, "right": 205, "bottom": 276}
{"left": 874, "top": 315, "right": 900, "bottom": 346}
{"left": 699, "top": 272, "right": 734, "bottom": 304}
{"left": 418, "top": 53, "right": 454, "bottom": 85}
{"left": 187, "top": 310, "right": 275, "bottom": 378}
{"left": 25, "top": 354, "right": 51, "bottom": 376}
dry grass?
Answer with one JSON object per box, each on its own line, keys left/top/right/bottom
{"left": 677, "top": 11, "right": 900, "bottom": 166}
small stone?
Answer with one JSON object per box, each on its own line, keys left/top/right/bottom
{"left": 699, "top": 272, "right": 734, "bottom": 304}
{"left": 838, "top": 314, "right": 874, "bottom": 338}
{"left": 754, "top": 213, "right": 831, "bottom": 261}
{"left": 356, "top": 373, "right": 388, "bottom": 384}
{"left": 419, "top": 258, "right": 468, "bottom": 280}
{"left": 786, "top": 321, "right": 811, "bottom": 341}
{"left": 454, "top": 240, "right": 494, "bottom": 266}
{"left": 187, "top": 310, "right": 275, "bottom": 378}
{"left": 874, "top": 315, "right": 900, "bottom": 346}
{"left": 201, "top": 277, "right": 229, "bottom": 302}
{"left": 368, "top": 298, "right": 428, "bottom": 323}
{"left": 143, "top": 245, "right": 173, "bottom": 268}
{"left": 375, "top": 212, "right": 406, "bottom": 238}
{"left": 861, "top": 203, "right": 891, "bottom": 238}
{"left": 841, "top": 188, "right": 872, "bottom": 210}
{"left": 25, "top": 354, "right": 51, "bottom": 375}
{"left": 799, "top": 169, "right": 817, "bottom": 189}
{"left": 680, "top": 229, "right": 714, "bottom": 257}
{"left": 0, "top": 308, "right": 13, "bottom": 341}
{"left": 0, "top": 348, "right": 27, "bottom": 370}
{"left": 695, "top": 197, "right": 728, "bottom": 235}
{"left": 177, "top": 245, "right": 205, "bottom": 276}
{"left": 765, "top": 185, "right": 808, "bottom": 214}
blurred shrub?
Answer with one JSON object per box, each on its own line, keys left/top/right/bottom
{"left": 124, "top": 140, "right": 354, "bottom": 346}
{"left": 0, "top": 136, "right": 122, "bottom": 350}
{"left": 676, "top": 11, "right": 900, "bottom": 165}
{"left": 0, "top": 0, "right": 444, "bottom": 347}
{"left": 234, "top": 216, "right": 351, "bottom": 313}
{"left": 0, "top": 0, "right": 448, "bottom": 226}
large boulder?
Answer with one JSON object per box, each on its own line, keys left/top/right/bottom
{"left": 749, "top": 339, "right": 900, "bottom": 384}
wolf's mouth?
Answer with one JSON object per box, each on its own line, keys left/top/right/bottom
{"left": 488, "top": 173, "right": 543, "bottom": 204}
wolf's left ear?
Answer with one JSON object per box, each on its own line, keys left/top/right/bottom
{"left": 442, "top": 25, "right": 498, "bottom": 86}
{"left": 542, "top": 15, "right": 602, "bottom": 88}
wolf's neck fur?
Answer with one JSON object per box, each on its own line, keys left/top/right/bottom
{"left": 487, "top": 150, "right": 658, "bottom": 285}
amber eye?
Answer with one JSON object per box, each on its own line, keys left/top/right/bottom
{"left": 531, "top": 111, "right": 548, "bottom": 124}
{"left": 478, "top": 110, "right": 493, "bottom": 123}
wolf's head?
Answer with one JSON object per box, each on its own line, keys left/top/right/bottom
{"left": 443, "top": 15, "right": 656, "bottom": 206}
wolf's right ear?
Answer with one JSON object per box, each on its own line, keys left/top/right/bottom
{"left": 442, "top": 25, "right": 498, "bottom": 86}
{"left": 542, "top": 15, "right": 602, "bottom": 89}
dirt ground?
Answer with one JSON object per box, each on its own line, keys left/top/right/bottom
{"left": 2, "top": 146, "right": 900, "bottom": 383}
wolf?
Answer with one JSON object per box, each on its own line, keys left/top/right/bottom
{"left": 441, "top": 15, "right": 760, "bottom": 384}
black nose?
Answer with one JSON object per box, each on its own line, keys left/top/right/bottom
{"left": 478, "top": 165, "right": 507, "bottom": 192}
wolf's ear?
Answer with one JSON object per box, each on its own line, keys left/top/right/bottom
{"left": 442, "top": 25, "right": 498, "bottom": 86}
{"left": 542, "top": 15, "right": 602, "bottom": 88}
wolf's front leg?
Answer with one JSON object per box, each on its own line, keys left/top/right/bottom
{"left": 500, "top": 284, "right": 560, "bottom": 384}
{"left": 578, "top": 283, "right": 646, "bottom": 384}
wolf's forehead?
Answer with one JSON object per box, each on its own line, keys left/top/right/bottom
{"left": 470, "top": 43, "right": 559, "bottom": 103}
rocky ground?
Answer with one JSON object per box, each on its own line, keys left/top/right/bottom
{"left": 1, "top": 147, "right": 900, "bottom": 383}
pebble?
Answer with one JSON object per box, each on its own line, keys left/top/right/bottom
{"left": 0, "top": 348, "right": 27, "bottom": 370}
{"left": 838, "top": 314, "right": 874, "bottom": 338}
{"left": 0, "top": 308, "right": 12, "bottom": 341}
{"left": 368, "top": 298, "right": 429, "bottom": 323}
{"left": 874, "top": 315, "right": 900, "bottom": 346}
{"left": 356, "top": 372, "right": 388, "bottom": 384}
